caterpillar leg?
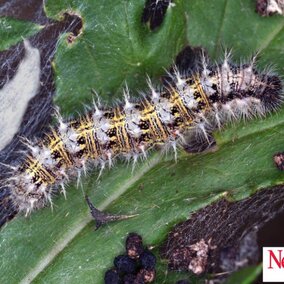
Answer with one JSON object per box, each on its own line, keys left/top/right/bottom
{"left": 85, "top": 196, "right": 138, "bottom": 230}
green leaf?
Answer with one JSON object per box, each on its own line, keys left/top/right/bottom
{"left": 225, "top": 265, "right": 262, "bottom": 284}
{"left": 0, "top": 17, "right": 42, "bottom": 51}
{"left": 46, "top": 0, "right": 186, "bottom": 115}
{"left": 185, "top": 0, "right": 284, "bottom": 65}
{"left": 0, "top": 0, "right": 284, "bottom": 283}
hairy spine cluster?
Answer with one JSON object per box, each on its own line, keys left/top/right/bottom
{"left": 7, "top": 55, "right": 283, "bottom": 214}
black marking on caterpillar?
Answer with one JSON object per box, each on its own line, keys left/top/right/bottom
{"left": 2, "top": 51, "right": 283, "bottom": 217}
{"left": 141, "top": 0, "right": 173, "bottom": 30}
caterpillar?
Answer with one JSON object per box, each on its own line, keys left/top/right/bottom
{"left": 3, "top": 51, "right": 283, "bottom": 218}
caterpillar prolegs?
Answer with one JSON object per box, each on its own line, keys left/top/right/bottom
{"left": 5, "top": 51, "right": 283, "bottom": 217}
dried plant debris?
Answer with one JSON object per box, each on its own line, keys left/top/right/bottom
{"left": 256, "top": 0, "right": 284, "bottom": 16}
{"left": 141, "top": 0, "right": 173, "bottom": 30}
{"left": 86, "top": 196, "right": 138, "bottom": 229}
{"left": 175, "top": 280, "right": 190, "bottom": 284}
{"left": 104, "top": 233, "right": 157, "bottom": 284}
{"left": 187, "top": 239, "right": 215, "bottom": 275}
{"left": 274, "top": 152, "right": 284, "bottom": 170}
{"left": 161, "top": 186, "right": 284, "bottom": 281}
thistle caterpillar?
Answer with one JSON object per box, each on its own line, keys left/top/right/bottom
{"left": 4, "top": 52, "right": 283, "bottom": 218}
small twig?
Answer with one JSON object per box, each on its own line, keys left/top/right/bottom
{"left": 85, "top": 195, "right": 139, "bottom": 230}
